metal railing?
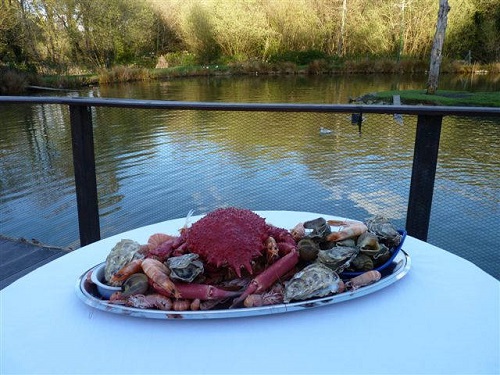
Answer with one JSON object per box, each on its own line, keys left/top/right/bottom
{"left": 2, "top": 96, "right": 499, "bottom": 247}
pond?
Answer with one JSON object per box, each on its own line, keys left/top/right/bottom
{"left": 1, "top": 73, "right": 498, "bottom": 278}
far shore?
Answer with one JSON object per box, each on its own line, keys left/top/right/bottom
{"left": 2, "top": 59, "right": 499, "bottom": 107}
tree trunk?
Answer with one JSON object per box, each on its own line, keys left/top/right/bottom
{"left": 337, "top": 0, "right": 347, "bottom": 56}
{"left": 427, "top": 0, "right": 451, "bottom": 95}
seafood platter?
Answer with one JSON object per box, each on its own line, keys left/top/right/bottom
{"left": 76, "top": 208, "right": 410, "bottom": 319}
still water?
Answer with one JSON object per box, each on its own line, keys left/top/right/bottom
{"left": 1, "top": 74, "right": 499, "bottom": 278}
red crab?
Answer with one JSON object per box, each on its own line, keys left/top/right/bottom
{"left": 148, "top": 207, "right": 299, "bottom": 306}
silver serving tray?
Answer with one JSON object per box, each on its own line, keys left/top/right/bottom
{"left": 75, "top": 249, "right": 411, "bottom": 320}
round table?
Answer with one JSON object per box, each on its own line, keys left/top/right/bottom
{"left": 1, "top": 211, "right": 498, "bottom": 374}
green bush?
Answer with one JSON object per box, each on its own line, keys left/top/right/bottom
{"left": 0, "top": 68, "right": 27, "bottom": 94}
{"left": 268, "top": 50, "right": 329, "bottom": 65}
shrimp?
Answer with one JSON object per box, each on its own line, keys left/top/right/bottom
{"left": 109, "top": 259, "right": 143, "bottom": 286}
{"left": 141, "top": 258, "right": 180, "bottom": 298}
{"left": 326, "top": 221, "right": 368, "bottom": 242}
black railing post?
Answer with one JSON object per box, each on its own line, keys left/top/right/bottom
{"left": 406, "top": 114, "right": 443, "bottom": 241}
{"left": 69, "top": 104, "right": 101, "bottom": 246}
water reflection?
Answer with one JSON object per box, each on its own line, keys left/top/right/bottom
{"left": 0, "top": 74, "right": 498, "bottom": 278}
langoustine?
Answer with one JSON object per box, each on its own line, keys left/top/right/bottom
{"left": 345, "top": 270, "right": 381, "bottom": 290}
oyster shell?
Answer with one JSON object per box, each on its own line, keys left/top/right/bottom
{"left": 105, "top": 239, "right": 145, "bottom": 283}
{"left": 317, "top": 246, "right": 359, "bottom": 273}
{"left": 284, "top": 263, "right": 342, "bottom": 303}
{"left": 166, "top": 253, "right": 204, "bottom": 282}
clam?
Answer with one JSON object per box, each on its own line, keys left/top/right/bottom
{"left": 104, "top": 239, "right": 145, "bottom": 283}
{"left": 122, "top": 273, "right": 149, "bottom": 297}
{"left": 166, "top": 253, "right": 204, "bottom": 282}
{"left": 317, "top": 246, "right": 359, "bottom": 273}
{"left": 284, "top": 263, "right": 343, "bottom": 303}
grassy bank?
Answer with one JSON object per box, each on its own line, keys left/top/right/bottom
{"left": 362, "top": 90, "right": 500, "bottom": 107}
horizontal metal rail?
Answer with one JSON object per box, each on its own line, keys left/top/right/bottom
{"left": 2, "top": 96, "right": 500, "bottom": 116}
{"left": 2, "top": 96, "right": 499, "bottom": 246}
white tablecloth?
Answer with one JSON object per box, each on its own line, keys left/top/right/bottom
{"left": 1, "top": 211, "right": 499, "bottom": 375}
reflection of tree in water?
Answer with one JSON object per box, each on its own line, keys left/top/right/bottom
{"left": 1, "top": 104, "right": 74, "bottom": 210}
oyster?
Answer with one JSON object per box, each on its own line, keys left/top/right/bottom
{"left": 365, "top": 215, "right": 402, "bottom": 247}
{"left": 166, "top": 253, "right": 204, "bottom": 282}
{"left": 105, "top": 239, "right": 145, "bottom": 283}
{"left": 284, "top": 263, "right": 342, "bottom": 303}
{"left": 317, "top": 246, "right": 359, "bottom": 273}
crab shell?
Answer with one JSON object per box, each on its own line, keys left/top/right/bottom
{"left": 185, "top": 207, "right": 288, "bottom": 278}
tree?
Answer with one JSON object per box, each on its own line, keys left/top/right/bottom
{"left": 427, "top": 0, "right": 450, "bottom": 95}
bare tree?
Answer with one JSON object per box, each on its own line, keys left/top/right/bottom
{"left": 426, "top": 0, "right": 450, "bottom": 95}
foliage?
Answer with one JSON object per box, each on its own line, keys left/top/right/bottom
{"left": 268, "top": 50, "right": 329, "bottom": 65}
{"left": 1, "top": 0, "right": 161, "bottom": 73}
{"left": 1, "top": 0, "right": 498, "bottom": 76}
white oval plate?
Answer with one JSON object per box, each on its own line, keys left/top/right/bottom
{"left": 75, "top": 250, "right": 411, "bottom": 320}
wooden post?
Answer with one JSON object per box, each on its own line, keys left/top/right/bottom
{"left": 69, "top": 104, "right": 101, "bottom": 246}
{"left": 427, "top": 0, "right": 450, "bottom": 94}
{"left": 406, "top": 115, "right": 442, "bottom": 241}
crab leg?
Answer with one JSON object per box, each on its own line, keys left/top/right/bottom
{"left": 230, "top": 249, "right": 299, "bottom": 308}
{"left": 174, "top": 283, "right": 243, "bottom": 300}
